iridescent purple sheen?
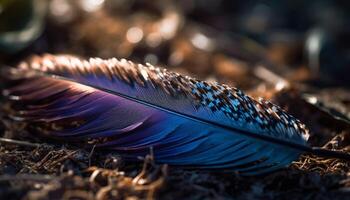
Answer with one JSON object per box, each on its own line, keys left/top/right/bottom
{"left": 5, "top": 77, "right": 300, "bottom": 175}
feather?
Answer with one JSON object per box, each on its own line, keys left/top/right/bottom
{"left": 2, "top": 54, "right": 349, "bottom": 175}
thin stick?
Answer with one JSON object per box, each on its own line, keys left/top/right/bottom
{"left": 47, "top": 150, "right": 78, "bottom": 168}
{"left": 310, "top": 147, "right": 350, "bottom": 160}
{"left": 0, "top": 137, "right": 41, "bottom": 148}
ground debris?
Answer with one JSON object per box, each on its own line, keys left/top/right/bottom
{"left": 0, "top": 144, "right": 167, "bottom": 200}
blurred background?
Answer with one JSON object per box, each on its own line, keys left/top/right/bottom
{"left": 0, "top": 0, "right": 349, "bottom": 90}
{"left": 0, "top": 2, "right": 350, "bottom": 199}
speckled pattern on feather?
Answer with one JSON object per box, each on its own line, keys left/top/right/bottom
{"left": 16, "top": 54, "right": 309, "bottom": 143}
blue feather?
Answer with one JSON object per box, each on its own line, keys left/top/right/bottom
{"left": 3, "top": 54, "right": 349, "bottom": 175}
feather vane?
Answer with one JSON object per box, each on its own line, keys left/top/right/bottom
{"left": 2, "top": 54, "right": 322, "bottom": 175}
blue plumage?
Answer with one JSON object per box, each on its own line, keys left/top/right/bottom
{"left": 3, "top": 54, "right": 314, "bottom": 175}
